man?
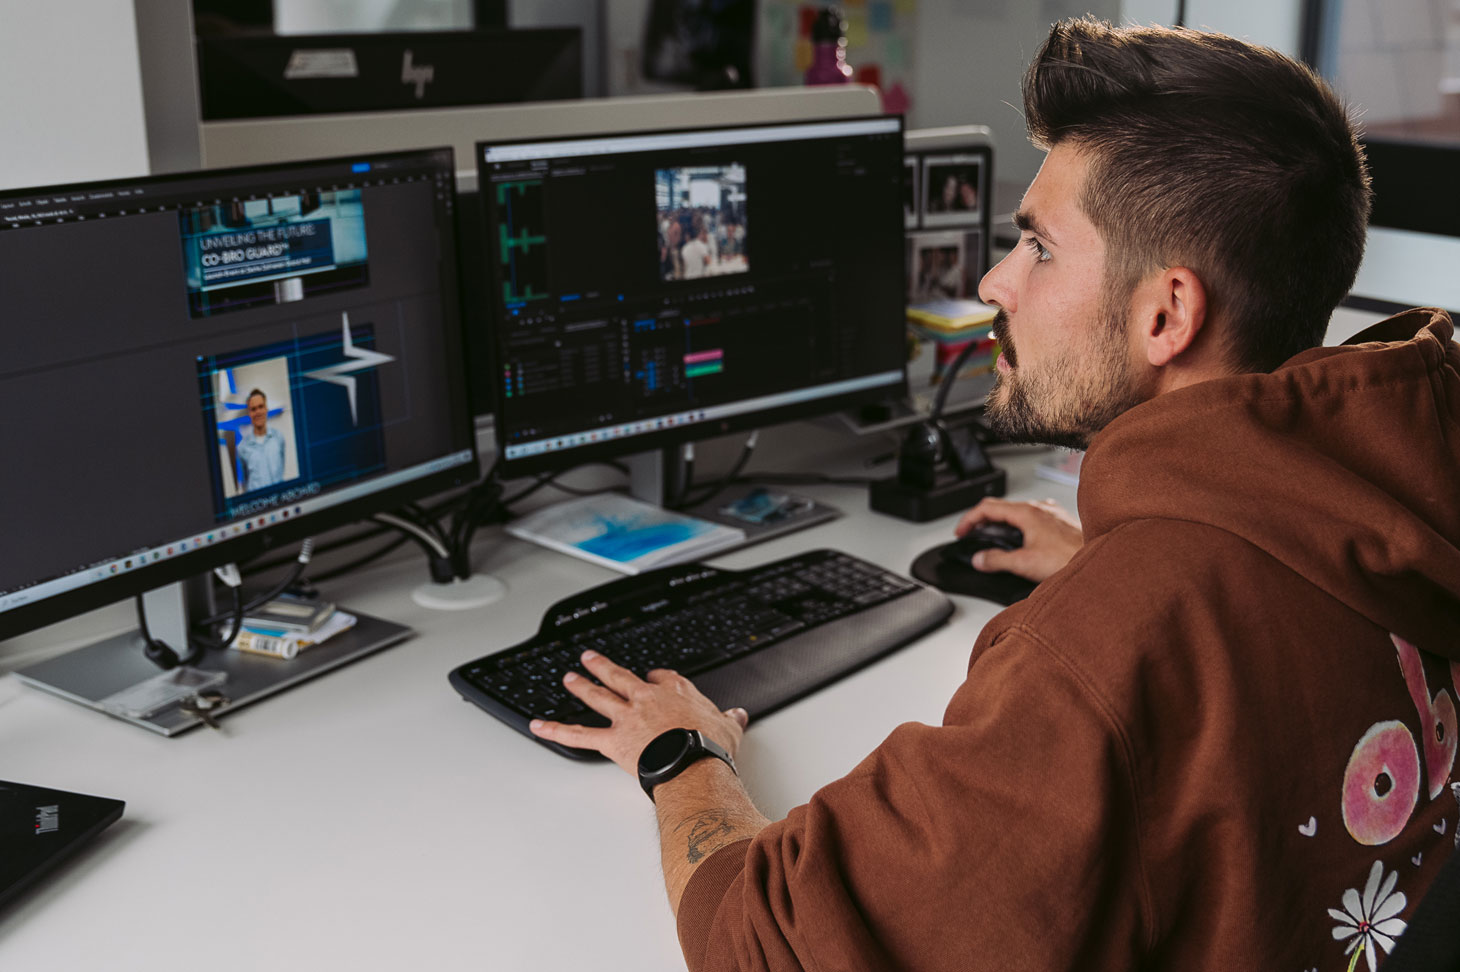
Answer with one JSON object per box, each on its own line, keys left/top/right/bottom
{"left": 532, "top": 19, "right": 1460, "bottom": 970}
{"left": 682, "top": 214, "right": 712, "bottom": 279}
{"left": 661, "top": 218, "right": 685, "bottom": 280}
{"left": 234, "top": 388, "right": 286, "bottom": 492}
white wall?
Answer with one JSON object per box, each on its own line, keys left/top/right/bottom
{"left": 911, "top": 0, "right": 1120, "bottom": 197}
{"left": 1122, "top": 0, "right": 1301, "bottom": 53}
{"left": 0, "top": 2, "right": 149, "bottom": 190}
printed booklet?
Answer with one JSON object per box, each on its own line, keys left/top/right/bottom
{"left": 506, "top": 492, "right": 746, "bottom": 574}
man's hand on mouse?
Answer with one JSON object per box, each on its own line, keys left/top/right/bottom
{"left": 955, "top": 497, "right": 1083, "bottom": 582}
{"left": 529, "top": 650, "right": 749, "bottom": 775}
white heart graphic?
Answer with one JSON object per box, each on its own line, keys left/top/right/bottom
{"left": 1298, "top": 816, "right": 1317, "bottom": 837}
{"left": 1413, "top": 853, "right": 1423, "bottom": 866}
{"left": 1437, "top": 819, "right": 1448, "bottom": 835}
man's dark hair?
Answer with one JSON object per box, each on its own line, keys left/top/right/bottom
{"left": 1024, "top": 18, "right": 1372, "bottom": 372}
{"left": 247, "top": 388, "right": 267, "bottom": 403}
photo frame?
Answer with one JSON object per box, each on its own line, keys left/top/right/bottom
{"left": 921, "top": 153, "right": 984, "bottom": 228}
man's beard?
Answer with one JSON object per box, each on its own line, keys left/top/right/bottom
{"left": 982, "top": 304, "right": 1151, "bottom": 451}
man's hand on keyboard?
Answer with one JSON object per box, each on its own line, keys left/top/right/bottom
{"left": 955, "top": 496, "right": 1083, "bottom": 582}
{"left": 529, "top": 650, "right": 750, "bottom": 775}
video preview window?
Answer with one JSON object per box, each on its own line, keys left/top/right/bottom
{"left": 198, "top": 313, "right": 390, "bottom": 521}
{"left": 180, "top": 190, "right": 369, "bottom": 318}
{"left": 655, "top": 164, "right": 748, "bottom": 281}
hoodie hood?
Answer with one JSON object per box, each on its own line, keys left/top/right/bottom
{"left": 1078, "top": 308, "right": 1460, "bottom": 658}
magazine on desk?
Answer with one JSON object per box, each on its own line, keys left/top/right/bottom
{"left": 506, "top": 492, "right": 746, "bottom": 574}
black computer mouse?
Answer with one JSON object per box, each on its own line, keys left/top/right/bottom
{"left": 912, "top": 521, "right": 1037, "bottom": 606}
{"left": 940, "top": 522, "right": 1024, "bottom": 563}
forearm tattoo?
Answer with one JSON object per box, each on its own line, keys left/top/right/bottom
{"left": 674, "top": 809, "right": 740, "bottom": 864}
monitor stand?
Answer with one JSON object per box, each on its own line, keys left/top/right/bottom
{"left": 13, "top": 578, "right": 411, "bottom": 736}
{"left": 624, "top": 446, "right": 840, "bottom": 550}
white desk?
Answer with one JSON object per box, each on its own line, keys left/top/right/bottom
{"left": 0, "top": 424, "right": 1075, "bottom": 971}
{"left": 0, "top": 302, "right": 1394, "bottom": 969}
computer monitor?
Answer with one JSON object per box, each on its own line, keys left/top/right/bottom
{"left": 0, "top": 148, "right": 478, "bottom": 729}
{"left": 195, "top": 28, "right": 582, "bottom": 120}
{"left": 474, "top": 116, "right": 907, "bottom": 498}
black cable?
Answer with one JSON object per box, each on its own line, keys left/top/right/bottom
{"left": 930, "top": 336, "right": 988, "bottom": 422}
{"left": 240, "top": 487, "right": 474, "bottom": 576}
{"left": 186, "top": 583, "right": 245, "bottom": 652}
{"left": 198, "top": 539, "right": 316, "bottom": 627}
{"left": 544, "top": 478, "right": 616, "bottom": 498}
{"left": 671, "top": 445, "right": 695, "bottom": 508}
{"left": 308, "top": 535, "right": 412, "bottom": 583}
{"left": 497, "top": 463, "right": 633, "bottom": 511}
{"left": 136, "top": 593, "right": 191, "bottom": 668}
{"left": 676, "top": 433, "right": 758, "bottom": 509}
{"left": 499, "top": 474, "right": 556, "bottom": 508}
{"left": 243, "top": 456, "right": 625, "bottom": 579}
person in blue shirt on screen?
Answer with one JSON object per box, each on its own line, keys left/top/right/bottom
{"left": 234, "top": 388, "right": 286, "bottom": 492}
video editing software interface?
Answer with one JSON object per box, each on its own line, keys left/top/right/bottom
{"left": 478, "top": 117, "right": 907, "bottom": 467}
{"left": 0, "top": 149, "right": 475, "bottom": 625}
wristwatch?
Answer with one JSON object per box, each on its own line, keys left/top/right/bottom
{"left": 637, "top": 728, "right": 737, "bottom": 802}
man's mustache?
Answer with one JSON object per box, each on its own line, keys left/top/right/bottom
{"left": 991, "top": 309, "right": 1016, "bottom": 368}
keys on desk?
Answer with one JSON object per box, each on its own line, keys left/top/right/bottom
{"left": 448, "top": 548, "right": 954, "bottom": 759}
{"left": 178, "top": 690, "right": 229, "bottom": 730}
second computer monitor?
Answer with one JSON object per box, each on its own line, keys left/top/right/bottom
{"left": 476, "top": 116, "right": 907, "bottom": 475}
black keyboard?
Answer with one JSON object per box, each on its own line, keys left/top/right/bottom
{"left": 449, "top": 548, "right": 954, "bottom": 759}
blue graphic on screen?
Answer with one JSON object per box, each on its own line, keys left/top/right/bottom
{"left": 198, "top": 321, "right": 389, "bottom": 521}
{"left": 180, "top": 189, "right": 369, "bottom": 318}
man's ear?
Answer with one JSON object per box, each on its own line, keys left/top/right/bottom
{"left": 1133, "top": 267, "right": 1208, "bottom": 368}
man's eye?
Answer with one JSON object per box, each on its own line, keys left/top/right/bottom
{"left": 1023, "top": 236, "right": 1051, "bottom": 263}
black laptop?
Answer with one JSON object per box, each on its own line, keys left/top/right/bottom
{"left": 0, "top": 780, "right": 123, "bottom": 909}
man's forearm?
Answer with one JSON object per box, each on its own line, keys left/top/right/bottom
{"left": 655, "top": 758, "right": 771, "bottom": 915}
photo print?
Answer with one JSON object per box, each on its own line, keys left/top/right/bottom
{"left": 655, "top": 164, "right": 748, "bottom": 281}
{"left": 922, "top": 154, "right": 983, "bottom": 228}
{"left": 180, "top": 189, "right": 369, "bottom": 318}
{"left": 208, "top": 355, "right": 302, "bottom": 500}
{"left": 909, "top": 230, "right": 968, "bottom": 302}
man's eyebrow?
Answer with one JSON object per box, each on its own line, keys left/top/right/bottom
{"left": 1012, "top": 209, "right": 1057, "bottom": 246}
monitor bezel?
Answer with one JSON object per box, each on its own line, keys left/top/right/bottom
{"left": 0, "top": 147, "right": 480, "bottom": 641}
{"left": 473, "top": 114, "right": 909, "bottom": 478}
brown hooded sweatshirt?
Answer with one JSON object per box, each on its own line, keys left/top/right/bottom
{"left": 676, "top": 308, "right": 1460, "bottom": 971}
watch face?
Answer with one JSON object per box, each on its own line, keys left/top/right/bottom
{"left": 640, "top": 729, "right": 693, "bottom": 774}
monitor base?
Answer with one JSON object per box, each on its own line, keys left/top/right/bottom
{"left": 411, "top": 574, "right": 507, "bottom": 610}
{"left": 14, "top": 610, "right": 412, "bottom": 736}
